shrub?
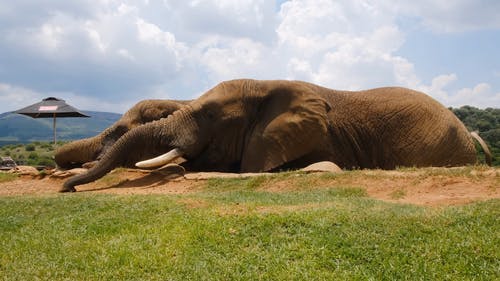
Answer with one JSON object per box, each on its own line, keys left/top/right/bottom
{"left": 37, "top": 157, "right": 55, "bottom": 167}
{"left": 28, "top": 152, "right": 38, "bottom": 160}
{"left": 40, "top": 142, "right": 53, "bottom": 149}
{"left": 25, "top": 144, "right": 36, "bottom": 151}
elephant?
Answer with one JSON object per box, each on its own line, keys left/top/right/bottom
{"left": 54, "top": 99, "right": 189, "bottom": 169}
{"left": 61, "top": 79, "right": 490, "bottom": 192}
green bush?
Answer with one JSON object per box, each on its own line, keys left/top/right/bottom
{"left": 40, "top": 143, "right": 53, "bottom": 150}
{"left": 37, "top": 157, "right": 55, "bottom": 167}
{"left": 452, "top": 106, "right": 500, "bottom": 166}
{"left": 25, "top": 144, "right": 36, "bottom": 151}
{"left": 28, "top": 152, "right": 38, "bottom": 160}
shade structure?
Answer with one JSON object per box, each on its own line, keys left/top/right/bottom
{"left": 14, "top": 97, "right": 90, "bottom": 144}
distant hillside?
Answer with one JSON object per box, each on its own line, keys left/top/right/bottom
{"left": 0, "top": 111, "right": 121, "bottom": 145}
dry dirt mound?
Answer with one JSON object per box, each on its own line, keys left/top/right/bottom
{"left": 0, "top": 167, "right": 498, "bottom": 207}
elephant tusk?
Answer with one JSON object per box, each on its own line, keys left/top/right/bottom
{"left": 136, "top": 148, "right": 183, "bottom": 168}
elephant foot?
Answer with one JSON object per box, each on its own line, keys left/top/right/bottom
{"left": 59, "top": 186, "right": 76, "bottom": 193}
{"left": 301, "top": 161, "right": 343, "bottom": 173}
{"left": 153, "top": 163, "right": 185, "bottom": 178}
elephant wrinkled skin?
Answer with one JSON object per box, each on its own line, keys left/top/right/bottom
{"left": 61, "top": 79, "right": 484, "bottom": 192}
{"left": 55, "top": 99, "right": 189, "bottom": 169}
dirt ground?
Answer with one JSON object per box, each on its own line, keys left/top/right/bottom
{"left": 0, "top": 166, "right": 498, "bottom": 207}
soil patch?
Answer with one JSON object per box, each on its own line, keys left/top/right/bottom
{"left": 0, "top": 167, "right": 498, "bottom": 206}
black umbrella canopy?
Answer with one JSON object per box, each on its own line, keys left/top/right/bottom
{"left": 15, "top": 97, "right": 90, "bottom": 144}
{"left": 14, "top": 97, "right": 89, "bottom": 118}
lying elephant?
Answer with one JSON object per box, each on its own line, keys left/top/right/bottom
{"left": 55, "top": 99, "right": 189, "bottom": 169}
{"left": 61, "top": 79, "right": 491, "bottom": 192}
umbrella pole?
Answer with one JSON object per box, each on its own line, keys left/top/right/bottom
{"left": 53, "top": 113, "right": 56, "bottom": 145}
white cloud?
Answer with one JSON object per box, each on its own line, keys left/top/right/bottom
{"left": 392, "top": 56, "right": 420, "bottom": 88}
{"left": 452, "top": 83, "right": 500, "bottom": 108}
{"left": 395, "top": 0, "right": 500, "bottom": 33}
{"left": 181, "top": 0, "right": 275, "bottom": 41}
{"left": 117, "top": 48, "right": 135, "bottom": 61}
{"left": 286, "top": 58, "right": 314, "bottom": 82}
{"left": 276, "top": 1, "right": 413, "bottom": 90}
{"left": 0, "top": 0, "right": 499, "bottom": 115}
{"left": 418, "top": 74, "right": 458, "bottom": 102}
{"left": 37, "top": 23, "right": 64, "bottom": 52}
{"left": 136, "top": 18, "right": 176, "bottom": 48}
{"left": 418, "top": 75, "right": 500, "bottom": 108}
{"left": 0, "top": 84, "right": 46, "bottom": 112}
{"left": 57, "top": 92, "right": 135, "bottom": 113}
{"left": 85, "top": 25, "right": 108, "bottom": 53}
{"left": 200, "top": 37, "right": 270, "bottom": 81}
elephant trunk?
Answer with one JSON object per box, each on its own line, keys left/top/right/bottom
{"left": 54, "top": 134, "right": 104, "bottom": 169}
{"left": 61, "top": 108, "right": 197, "bottom": 192}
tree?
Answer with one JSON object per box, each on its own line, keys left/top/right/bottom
{"left": 451, "top": 106, "right": 499, "bottom": 166}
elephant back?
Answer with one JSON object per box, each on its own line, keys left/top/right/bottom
{"left": 327, "top": 87, "right": 476, "bottom": 168}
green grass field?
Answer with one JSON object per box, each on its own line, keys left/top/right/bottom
{"left": 1, "top": 174, "right": 498, "bottom": 281}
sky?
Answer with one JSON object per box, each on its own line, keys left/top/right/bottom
{"left": 0, "top": 0, "right": 499, "bottom": 114}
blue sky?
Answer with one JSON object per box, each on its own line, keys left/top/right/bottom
{"left": 0, "top": 0, "right": 499, "bottom": 114}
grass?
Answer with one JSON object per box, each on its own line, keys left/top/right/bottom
{"left": 1, "top": 177, "right": 498, "bottom": 280}
{"left": 0, "top": 172, "right": 17, "bottom": 183}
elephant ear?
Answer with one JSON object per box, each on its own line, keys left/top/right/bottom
{"left": 241, "top": 84, "right": 331, "bottom": 172}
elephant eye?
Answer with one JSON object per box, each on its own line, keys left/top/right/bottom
{"left": 205, "top": 109, "right": 216, "bottom": 120}
{"left": 202, "top": 102, "right": 221, "bottom": 121}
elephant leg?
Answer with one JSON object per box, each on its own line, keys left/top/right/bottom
{"left": 241, "top": 111, "right": 329, "bottom": 172}
{"left": 241, "top": 88, "right": 331, "bottom": 172}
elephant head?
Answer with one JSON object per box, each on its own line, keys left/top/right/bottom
{"left": 61, "top": 79, "right": 332, "bottom": 192}
{"left": 54, "top": 99, "right": 189, "bottom": 169}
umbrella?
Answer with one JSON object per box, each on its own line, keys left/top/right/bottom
{"left": 15, "top": 97, "right": 90, "bottom": 144}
